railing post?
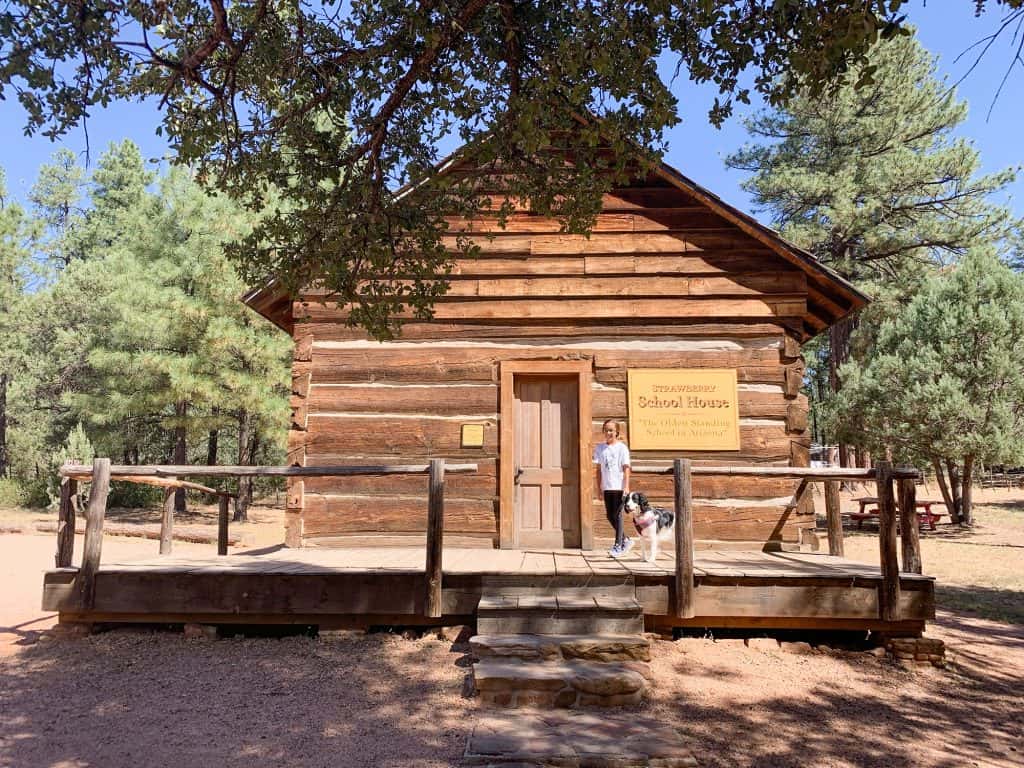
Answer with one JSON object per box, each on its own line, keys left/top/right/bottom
{"left": 160, "top": 485, "right": 175, "bottom": 555}
{"left": 56, "top": 461, "right": 78, "bottom": 568}
{"left": 76, "top": 458, "right": 111, "bottom": 610}
{"left": 673, "top": 458, "right": 695, "bottom": 619}
{"left": 898, "top": 473, "right": 922, "bottom": 574}
{"left": 825, "top": 480, "right": 844, "bottom": 557}
{"left": 876, "top": 461, "right": 901, "bottom": 622}
{"left": 217, "top": 495, "right": 230, "bottom": 556}
{"left": 425, "top": 458, "right": 445, "bottom": 619}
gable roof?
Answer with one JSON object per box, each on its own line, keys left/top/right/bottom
{"left": 242, "top": 152, "right": 868, "bottom": 338}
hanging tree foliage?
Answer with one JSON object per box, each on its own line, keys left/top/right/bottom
{"left": 4, "top": 1, "right": 1021, "bottom": 335}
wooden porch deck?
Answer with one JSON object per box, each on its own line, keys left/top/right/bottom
{"left": 43, "top": 547, "right": 935, "bottom": 635}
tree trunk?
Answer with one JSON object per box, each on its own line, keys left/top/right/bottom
{"left": 0, "top": 372, "right": 8, "bottom": 477}
{"left": 173, "top": 401, "right": 188, "bottom": 512}
{"left": 206, "top": 429, "right": 219, "bottom": 465}
{"left": 932, "top": 457, "right": 956, "bottom": 522}
{"left": 947, "top": 459, "right": 963, "bottom": 524}
{"left": 960, "top": 455, "right": 975, "bottom": 527}
{"left": 234, "top": 409, "right": 251, "bottom": 522}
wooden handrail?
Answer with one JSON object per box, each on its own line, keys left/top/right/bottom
{"left": 631, "top": 465, "right": 919, "bottom": 480}
{"left": 57, "top": 458, "right": 468, "bottom": 616}
{"left": 60, "top": 463, "right": 480, "bottom": 478}
{"left": 59, "top": 457, "right": 920, "bottom": 626}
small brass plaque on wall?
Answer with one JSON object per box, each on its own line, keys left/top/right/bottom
{"left": 461, "top": 424, "right": 485, "bottom": 448}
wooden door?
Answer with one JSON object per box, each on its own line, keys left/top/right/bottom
{"left": 513, "top": 375, "right": 580, "bottom": 548}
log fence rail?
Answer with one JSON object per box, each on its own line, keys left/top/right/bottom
{"left": 57, "top": 460, "right": 479, "bottom": 616}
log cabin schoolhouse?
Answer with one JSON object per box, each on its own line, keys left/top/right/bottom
{"left": 46, "top": 140, "right": 935, "bottom": 643}
{"left": 243, "top": 147, "right": 868, "bottom": 554}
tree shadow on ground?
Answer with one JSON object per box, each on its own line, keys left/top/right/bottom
{"left": 0, "top": 628, "right": 473, "bottom": 768}
{"left": 936, "top": 585, "right": 1024, "bottom": 625}
{"left": 985, "top": 499, "right": 1024, "bottom": 513}
{"left": 650, "top": 623, "right": 1023, "bottom": 768}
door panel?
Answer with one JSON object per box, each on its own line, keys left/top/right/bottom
{"left": 513, "top": 375, "right": 580, "bottom": 548}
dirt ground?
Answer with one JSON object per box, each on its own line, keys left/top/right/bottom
{"left": 1, "top": 489, "right": 1022, "bottom": 768}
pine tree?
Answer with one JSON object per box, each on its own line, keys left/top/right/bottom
{"left": 9, "top": 142, "right": 289, "bottom": 512}
{"left": 829, "top": 251, "right": 1024, "bottom": 524}
{"left": 0, "top": 170, "right": 31, "bottom": 477}
{"left": 29, "top": 148, "right": 87, "bottom": 270}
{"left": 729, "top": 33, "right": 1016, "bottom": 284}
{"left": 64, "top": 158, "right": 289, "bottom": 512}
{"left": 727, "top": 32, "right": 1019, "bottom": 468}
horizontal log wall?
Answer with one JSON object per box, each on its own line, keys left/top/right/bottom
{"left": 288, "top": 179, "right": 813, "bottom": 547}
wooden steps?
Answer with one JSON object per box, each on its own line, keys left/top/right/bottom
{"left": 477, "top": 593, "right": 644, "bottom": 635}
{"left": 471, "top": 583, "right": 652, "bottom": 708}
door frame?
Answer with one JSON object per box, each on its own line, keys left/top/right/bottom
{"left": 499, "top": 360, "right": 593, "bottom": 550}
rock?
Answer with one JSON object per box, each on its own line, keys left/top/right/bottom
{"left": 553, "top": 689, "right": 578, "bottom": 708}
{"left": 464, "top": 711, "right": 698, "bottom": 767}
{"left": 470, "top": 634, "right": 560, "bottom": 660}
{"left": 744, "top": 637, "right": 779, "bottom": 651}
{"left": 868, "top": 646, "right": 887, "bottom": 658}
{"left": 620, "top": 660, "right": 654, "bottom": 681}
{"left": 473, "top": 659, "right": 573, "bottom": 692}
{"left": 781, "top": 641, "right": 815, "bottom": 655}
{"left": 568, "top": 661, "right": 646, "bottom": 696}
{"left": 577, "top": 690, "right": 644, "bottom": 707}
{"left": 516, "top": 691, "right": 558, "bottom": 708}
{"left": 318, "top": 629, "right": 364, "bottom": 641}
{"left": 482, "top": 692, "right": 514, "bottom": 708}
{"left": 50, "top": 622, "right": 92, "bottom": 639}
{"left": 473, "top": 658, "right": 647, "bottom": 707}
{"left": 559, "top": 635, "right": 651, "bottom": 662}
{"left": 435, "top": 624, "right": 472, "bottom": 642}
{"left": 183, "top": 623, "right": 217, "bottom": 640}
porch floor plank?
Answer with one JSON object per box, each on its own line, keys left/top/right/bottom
{"left": 84, "top": 546, "right": 935, "bottom": 581}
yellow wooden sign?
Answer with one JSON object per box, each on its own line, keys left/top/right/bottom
{"left": 627, "top": 369, "right": 740, "bottom": 451}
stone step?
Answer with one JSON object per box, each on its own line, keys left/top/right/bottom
{"left": 473, "top": 658, "right": 650, "bottom": 709}
{"left": 464, "top": 711, "right": 697, "bottom": 767}
{"left": 470, "top": 634, "right": 651, "bottom": 662}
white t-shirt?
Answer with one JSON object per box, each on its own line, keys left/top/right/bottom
{"left": 593, "top": 441, "right": 631, "bottom": 491}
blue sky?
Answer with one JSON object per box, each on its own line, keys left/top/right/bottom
{"left": 1, "top": 1, "right": 1021, "bottom": 222}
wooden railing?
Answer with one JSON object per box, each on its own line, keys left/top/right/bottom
{"left": 58, "top": 458, "right": 920, "bottom": 624}
{"left": 57, "top": 458, "right": 478, "bottom": 616}
{"left": 632, "top": 460, "right": 922, "bottom": 622}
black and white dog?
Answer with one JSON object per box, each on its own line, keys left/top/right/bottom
{"left": 623, "top": 491, "right": 675, "bottom": 563}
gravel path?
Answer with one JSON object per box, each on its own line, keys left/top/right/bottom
{"left": 2, "top": 531, "right": 1022, "bottom": 768}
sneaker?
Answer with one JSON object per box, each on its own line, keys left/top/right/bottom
{"left": 619, "top": 538, "right": 635, "bottom": 555}
{"left": 608, "top": 543, "right": 623, "bottom": 557}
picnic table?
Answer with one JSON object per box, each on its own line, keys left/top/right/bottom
{"left": 849, "top": 496, "right": 946, "bottom": 530}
